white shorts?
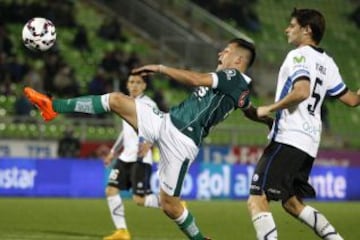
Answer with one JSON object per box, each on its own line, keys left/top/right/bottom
{"left": 135, "top": 100, "right": 199, "bottom": 196}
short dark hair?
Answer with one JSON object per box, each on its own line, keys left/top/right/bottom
{"left": 128, "top": 72, "right": 150, "bottom": 84}
{"left": 141, "top": 74, "right": 150, "bottom": 84}
{"left": 229, "top": 38, "right": 256, "bottom": 68}
{"left": 291, "top": 8, "right": 326, "bottom": 44}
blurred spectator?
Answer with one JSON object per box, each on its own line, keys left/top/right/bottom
{"left": 0, "top": 52, "right": 11, "bottom": 95}
{"left": 126, "top": 51, "right": 141, "bottom": 71}
{"left": 88, "top": 67, "right": 112, "bottom": 95}
{"left": 0, "top": 21, "right": 13, "bottom": 56}
{"left": 72, "top": 25, "right": 91, "bottom": 52}
{"left": 6, "top": 55, "right": 28, "bottom": 83}
{"left": 192, "top": 0, "right": 261, "bottom": 32}
{"left": 13, "top": 95, "right": 32, "bottom": 122}
{"left": 53, "top": 64, "right": 79, "bottom": 97}
{"left": 48, "top": 0, "right": 76, "bottom": 27}
{"left": 349, "top": 5, "right": 360, "bottom": 28}
{"left": 100, "top": 50, "right": 122, "bottom": 74}
{"left": 97, "top": 17, "right": 127, "bottom": 42}
{"left": 58, "top": 128, "right": 81, "bottom": 158}
{"left": 22, "top": 63, "right": 44, "bottom": 92}
{"left": 0, "top": 0, "right": 75, "bottom": 26}
{"left": 43, "top": 52, "right": 64, "bottom": 92}
{"left": 95, "top": 144, "right": 110, "bottom": 159}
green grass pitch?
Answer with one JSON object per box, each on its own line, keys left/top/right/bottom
{"left": 0, "top": 198, "right": 358, "bottom": 240}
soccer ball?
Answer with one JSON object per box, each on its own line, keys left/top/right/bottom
{"left": 22, "top": 17, "right": 56, "bottom": 51}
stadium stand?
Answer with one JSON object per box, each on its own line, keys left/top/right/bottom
{"left": 0, "top": 0, "right": 359, "bottom": 149}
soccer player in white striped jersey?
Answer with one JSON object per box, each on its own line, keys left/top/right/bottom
{"left": 247, "top": 8, "right": 360, "bottom": 240}
{"left": 102, "top": 75, "right": 159, "bottom": 240}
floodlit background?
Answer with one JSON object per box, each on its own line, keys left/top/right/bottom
{"left": 0, "top": 0, "right": 359, "bottom": 239}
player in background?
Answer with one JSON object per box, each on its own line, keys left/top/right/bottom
{"left": 24, "top": 38, "right": 273, "bottom": 240}
{"left": 247, "top": 8, "right": 360, "bottom": 240}
{"left": 103, "top": 75, "right": 160, "bottom": 240}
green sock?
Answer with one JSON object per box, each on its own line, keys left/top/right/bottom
{"left": 177, "top": 212, "right": 205, "bottom": 240}
{"left": 53, "top": 95, "right": 107, "bottom": 114}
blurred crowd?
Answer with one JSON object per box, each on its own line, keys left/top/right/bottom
{"left": 0, "top": 0, "right": 168, "bottom": 119}
{"left": 192, "top": 0, "right": 261, "bottom": 32}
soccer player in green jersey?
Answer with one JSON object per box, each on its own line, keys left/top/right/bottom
{"left": 24, "top": 38, "right": 272, "bottom": 240}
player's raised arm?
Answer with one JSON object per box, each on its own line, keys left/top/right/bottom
{"left": 132, "top": 64, "right": 213, "bottom": 87}
{"left": 103, "top": 131, "right": 124, "bottom": 166}
{"left": 337, "top": 88, "right": 360, "bottom": 107}
{"left": 242, "top": 105, "right": 274, "bottom": 130}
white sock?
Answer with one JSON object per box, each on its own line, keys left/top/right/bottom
{"left": 299, "top": 206, "right": 343, "bottom": 240}
{"left": 174, "top": 208, "right": 188, "bottom": 224}
{"left": 144, "top": 194, "right": 160, "bottom": 208}
{"left": 173, "top": 208, "right": 204, "bottom": 238}
{"left": 107, "top": 195, "right": 127, "bottom": 229}
{"left": 252, "top": 212, "right": 278, "bottom": 240}
{"left": 101, "top": 94, "right": 111, "bottom": 111}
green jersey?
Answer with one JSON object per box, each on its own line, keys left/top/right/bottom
{"left": 170, "top": 69, "right": 251, "bottom": 146}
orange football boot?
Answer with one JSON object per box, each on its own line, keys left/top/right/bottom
{"left": 23, "top": 87, "right": 58, "bottom": 121}
{"left": 103, "top": 229, "right": 131, "bottom": 240}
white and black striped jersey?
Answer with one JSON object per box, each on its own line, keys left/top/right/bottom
{"left": 268, "top": 45, "right": 347, "bottom": 157}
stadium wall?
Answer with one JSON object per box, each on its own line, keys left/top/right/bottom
{"left": 1, "top": 140, "right": 359, "bottom": 167}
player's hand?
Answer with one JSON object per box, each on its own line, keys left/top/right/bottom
{"left": 257, "top": 105, "right": 272, "bottom": 117}
{"left": 137, "top": 142, "right": 152, "bottom": 158}
{"left": 132, "top": 65, "right": 161, "bottom": 76}
{"left": 103, "top": 152, "right": 114, "bottom": 167}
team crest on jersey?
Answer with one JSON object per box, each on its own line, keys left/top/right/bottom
{"left": 223, "top": 69, "right": 237, "bottom": 80}
{"left": 293, "top": 55, "right": 305, "bottom": 64}
{"left": 238, "top": 90, "right": 249, "bottom": 108}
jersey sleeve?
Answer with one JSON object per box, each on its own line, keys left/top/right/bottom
{"left": 287, "top": 49, "right": 311, "bottom": 84}
{"left": 326, "top": 63, "right": 348, "bottom": 97}
{"left": 213, "top": 69, "right": 251, "bottom": 109}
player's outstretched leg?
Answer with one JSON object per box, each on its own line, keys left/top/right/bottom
{"left": 24, "top": 87, "right": 58, "bottom": 121}
{"left": 160, "top": 190, "right": 210, "bottom": 240}
{"left": 104, "top": 186, "right": 131, "bottom": 240}
{"left": 23, "top": 87, "right": 138, "bottom": 129}
{"left": 297, "top": 205, "right": 343, "bottom": 240}
{"left": 248, "top": 195, "right": 278, "bottom": 240}
{"left": 283, "top": 196, "right": 343, "bottom": 240}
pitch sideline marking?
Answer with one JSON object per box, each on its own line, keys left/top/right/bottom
{"left": 0, "top": 233, "right": 184, "bottom": 240}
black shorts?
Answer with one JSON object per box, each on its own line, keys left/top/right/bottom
{"left": 250, "top": 141, "right": 316, "bottom": 201}
{"left": 107, "top": 159, "right": 153, "bottom": 196}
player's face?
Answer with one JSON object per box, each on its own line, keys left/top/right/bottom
{"left": 285, "top": 18, "right": 304, "bottom": 46}
{"left": 216, "top": 43, "right": 241, "bottom": 71}
{"left": 127, "top": 75, "right": 146, "bottom": 98}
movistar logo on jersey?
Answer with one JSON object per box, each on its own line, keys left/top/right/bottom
{"left": 223, "top": 69, "right": 236, "bottom": 80}
{"left": 293, "top": 56, "right": 305, "bottom": 64}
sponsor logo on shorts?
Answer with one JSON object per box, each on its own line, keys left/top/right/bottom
{"left": 162, "top": 181, "right": 173, "bottom": 191}
{"left": 252, "top": 174, "right": 259, "bottom": 182}
{"left": 109, "top": 169, "right": 119, "bottom": 180}
{"left": 268, "top": 188, "right": 281, "bottom": 195}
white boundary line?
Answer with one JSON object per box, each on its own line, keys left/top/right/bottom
{"left": 0, "top": 233, "right": 185, "bottom": 240}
